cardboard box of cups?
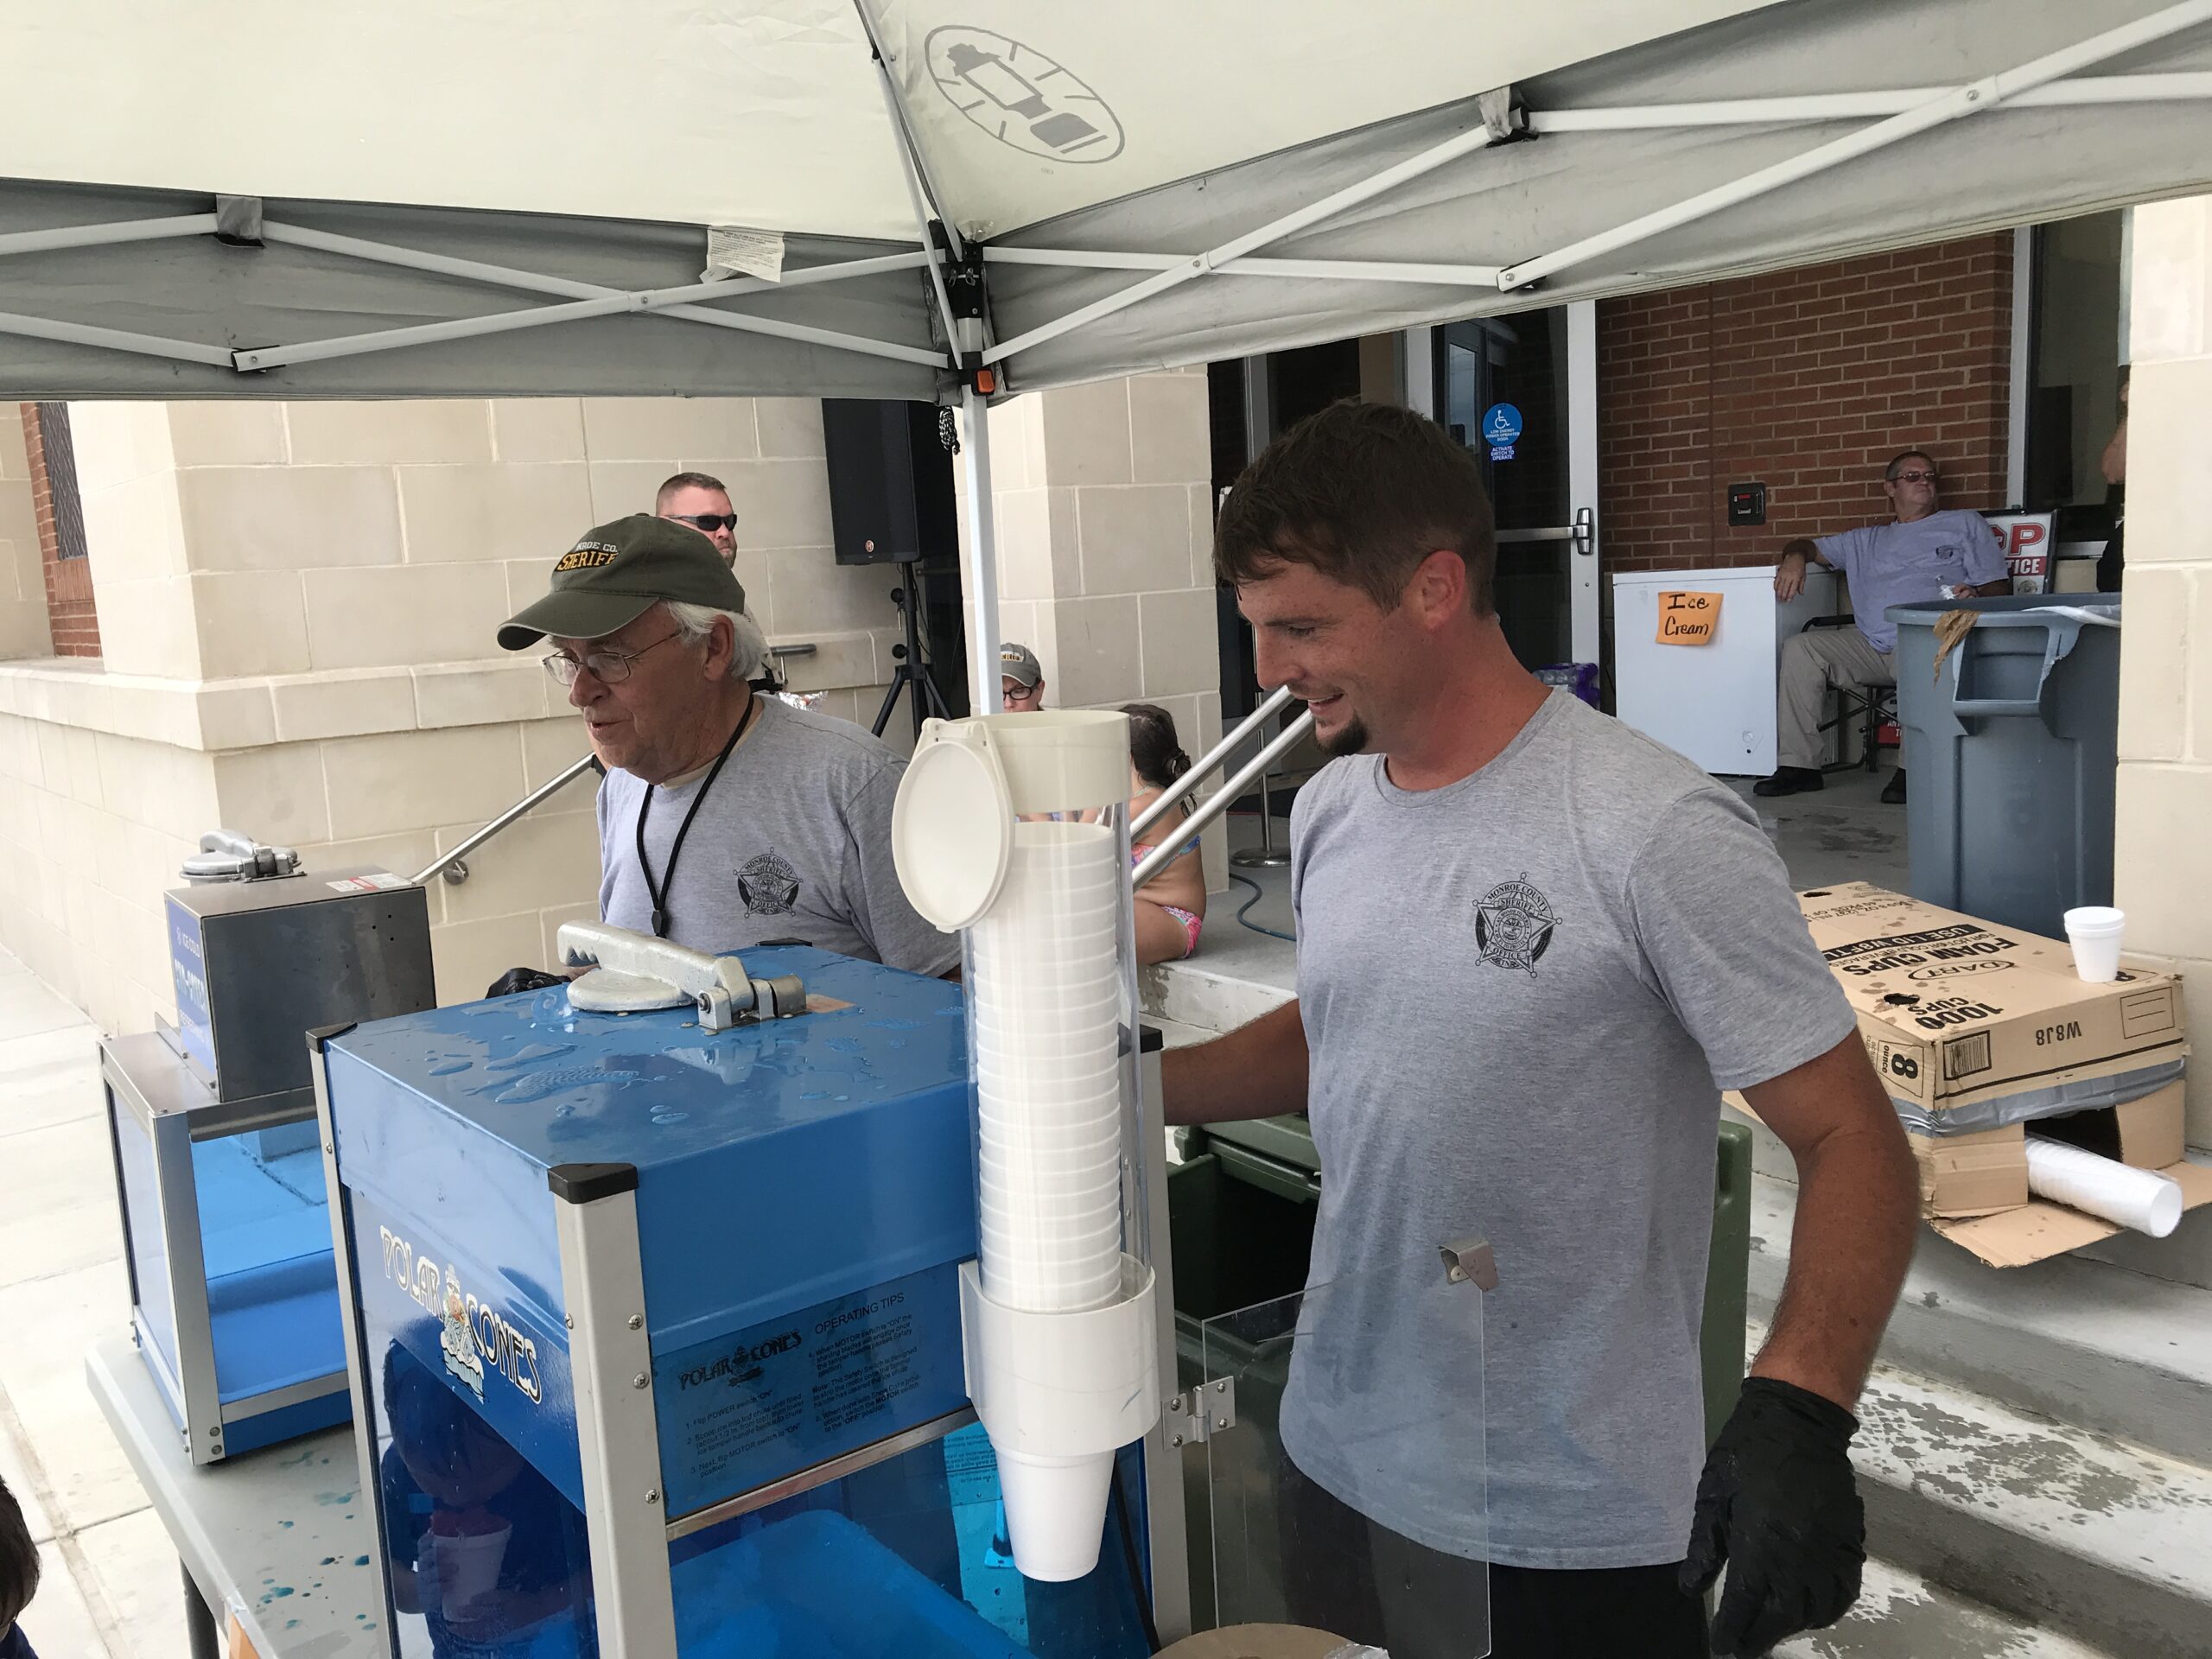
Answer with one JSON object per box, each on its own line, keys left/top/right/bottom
{"left": 1728, "top": 884, "right": 2212, "bottom": 1268}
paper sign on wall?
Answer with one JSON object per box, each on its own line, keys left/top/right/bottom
{"left": 1985, "top": 510, "right": 2056, "bottom": 594}
{"left": 1657, "top": 590, "right": 1722, "bottom": 645}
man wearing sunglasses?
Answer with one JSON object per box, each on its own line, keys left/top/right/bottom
{"left": 658, "top": 470, "right": 740, "bottom": 566}
{"left": 1758, "top": 449, "right": 2011, "bottom": 803}
{"left": 495, "top": 515, "right": 958, "bottom": 978}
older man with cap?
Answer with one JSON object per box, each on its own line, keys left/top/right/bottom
{"left": 1000, "top": 642, "right": 1046, "bottom": 712}
{"left": 496, "top": 514, "right": 957, "bottom": 976}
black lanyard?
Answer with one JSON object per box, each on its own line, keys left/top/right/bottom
{"left": 635, "top": 696, "right": 755, "bottom": 938}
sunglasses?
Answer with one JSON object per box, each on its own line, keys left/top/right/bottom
{"left": 671, "top": 512, "right": 739, "bottom": 533}
{"left": 1890, "top": 470, "right": 1939, "bottom": 485}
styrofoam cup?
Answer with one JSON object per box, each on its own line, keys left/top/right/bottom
{"left": 976, "top": 1058, "right": 1122, "bottom": 1094}
{"left": 977, "top": 1123, "right": 1122, "bottom": 1160}
{"left": 2063, "top": 906, "right": 2126, "bottom": 982}
{"left": 993, "top": 1449, "right": 1116, "bottom": 1582}
{"left": 979, "top": 1211, "right": 1123, "bottom": 1253}
{"left": 432, "top": 1521, "right": 513, "bottom": 1617}
{"left": 976, "top": 1051, "right": 1122, "bottom": 1088}
{"left": 977, "top": 1144, "right": 1121, "bottom": 1181}
{"left": 980, "top": 1119, "right": 1120, "bottom": 1147}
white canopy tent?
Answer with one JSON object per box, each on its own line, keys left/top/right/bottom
{"left": 3, "top": 0, "right": 2208, "bottom": 704}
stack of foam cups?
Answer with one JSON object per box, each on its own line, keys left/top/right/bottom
{"left": 967, "top": 816, "right": 1128, "bottom": 1573}
{"left": 969, "top": 818, "right": 1126, "bottom": 1314}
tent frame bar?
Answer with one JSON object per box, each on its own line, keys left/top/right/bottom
{"left": 987, "top": 247, "right": 1506, "bottom": 288}
{"left": 246, "top": 226, "right": 946, "bottom": 370}
{"left": 982, "top": 105, "right": 1516, "bottom": 366}
{"left": 0, "top": 308, "right": 233, "bottom": 366}
{"left": 1530, "top": 72, "right": 2212, "bottom": 130}
{"left": 1500, "top": 0, "right": 2212, "bottom": 290}
{"left": 0, "top": 213, "right": 217, "bottom": 258}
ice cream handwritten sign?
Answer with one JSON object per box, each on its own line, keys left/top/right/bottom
{"left": 1656, "top": 589, "right": 1722, "bottom": 645}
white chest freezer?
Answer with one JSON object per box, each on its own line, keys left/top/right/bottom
{"left": 1611, "top": 564, "right": 1841, "bottom": 777}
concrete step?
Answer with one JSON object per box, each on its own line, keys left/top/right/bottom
{"left": 1745, "top": 1166, "right": 2212, "bottom": 1468}
{"left": 1748, "top": 1319, "right": 2212, "bottom": 1659}
{"left": 1775, "top": 1559, "right": 2115, "bottom": 1658}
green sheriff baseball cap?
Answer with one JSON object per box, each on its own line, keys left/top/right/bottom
{"left": 497, "top": 514, "right": 748, "bottom": 651}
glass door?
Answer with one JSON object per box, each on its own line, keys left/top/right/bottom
{"left": 1430, "top": 303, "right": 1600, "bottom": 674}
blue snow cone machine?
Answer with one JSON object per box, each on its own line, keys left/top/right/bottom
{"left": 308, "top": 927, "right": 1176, "bottom": 1659}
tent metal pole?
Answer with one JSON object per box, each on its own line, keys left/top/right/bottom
{"left": 264, "top": 225, "right": 925, "bottom": 303}
{"left": 248, "top": 228, "right": 946, "bottom": 369}
{"left": 0, "top": 309, "right": 233, "bottom": 366}
{"left": 985, "top": 247, "right": 1506, "bottom": 287}
{"left": 1529, "top": 75, "right": 2212, "bottom": 131}
{"left": 982, "top": 117, "right": 1506, "bottom": 366}
{"left": 957, "top": 385, "right": 1003, "bottom": 715}
{"left": 0, "top": 214, "right": 217, "bottom": 259}
{"left": 1502, "top": 0, "right": 2212, "bottom": 289}
{"left": 236, "top": 294, "right": 639, "bottom": 371}
{"left": 851, "top": 1, "right": 965, "bottom": 263}
{"left": 869, "top": 44, "right": 964, "bottom": 354}
{"left": 235, "top": 272, "right": 947, "bottom": 372}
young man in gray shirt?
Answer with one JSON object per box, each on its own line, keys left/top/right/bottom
{"left": 1167, "top": 403, "right": 1916, "bottom": 1659}
{"left": 496, "top": 515, "right": 957, "bottom": 977}
{"left": 1760, "top": 449, "right": 2010, "bottom": 803}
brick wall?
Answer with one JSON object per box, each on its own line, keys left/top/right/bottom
{"left": 1598, "top": 236, "right": 2013, "bottom": 573}
{"left": 21, "top": 404, "right": 100, "bottom": 656}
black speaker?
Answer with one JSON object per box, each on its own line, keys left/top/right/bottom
{"left": 823, "top": 399, "right": 958, "bottom": 567}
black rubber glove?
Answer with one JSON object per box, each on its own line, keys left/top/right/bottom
{"left": 1681, "top": 1376, "right": 1866, "bottom": 1656}
{"left": 485, "top": 967, "right": 566, "bottom": 999}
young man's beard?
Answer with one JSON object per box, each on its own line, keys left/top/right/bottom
{"left": 1317, "top": 715, "right": 1371, "bottom": 757}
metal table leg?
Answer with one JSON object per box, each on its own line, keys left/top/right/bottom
{"left": 183, "top": 1560, "right": 220, "bottom": 1659}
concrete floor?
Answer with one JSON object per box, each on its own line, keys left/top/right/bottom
{"left": 0, "top": 946, "right": 185, "bottom": 1659}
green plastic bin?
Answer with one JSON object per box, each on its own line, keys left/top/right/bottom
{"left": 1165, "top": 1116, "right": 1751, "bottom": 1624}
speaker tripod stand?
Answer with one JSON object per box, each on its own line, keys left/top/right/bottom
{"left": 870, "top": 559, "right": 955, "bottom": 741}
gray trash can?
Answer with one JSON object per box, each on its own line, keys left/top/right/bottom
{"left": 1888, "top": 594, "right": 2122, "bottom": 940}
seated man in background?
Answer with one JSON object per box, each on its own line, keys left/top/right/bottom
{"left": 1123, "top": 702, "right": 1207, "bottom": 964}
{"left": 1000, "top": 642, "right": 1047, "bottom": 711}
{"left": 496, "top": 516, "right": 957, "bottom": 976}
{"left": 1760, "top": 449, "right": 2010, "bottom": 804}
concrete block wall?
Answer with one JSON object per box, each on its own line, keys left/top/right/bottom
{"left": 975, "top": 368, "right": 1229, "bottom": 890}
{"left": 2114, "top": 195, "right": 2212, "bottom": 1150}
{"left": 0, "top": 396, "right": 942, "bottom": 1032}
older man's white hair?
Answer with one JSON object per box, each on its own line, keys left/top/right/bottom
{"left": 665, "top": 601, "right": 770, "bottom": 681}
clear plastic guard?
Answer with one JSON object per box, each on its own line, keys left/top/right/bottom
{"left": 1202, "top": 1249, "right": 1489, "bottom": 1659}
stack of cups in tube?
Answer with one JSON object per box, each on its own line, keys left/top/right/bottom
{"left": 890, "top": 709, "right": 1160, "bottom": 1585}
{"left": 969, "top": 817, "right": 1128, "bottom": 1315}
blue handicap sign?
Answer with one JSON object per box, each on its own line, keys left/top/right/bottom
{"left": 1482, "top": 402, "right": 1524, "bottom": 446}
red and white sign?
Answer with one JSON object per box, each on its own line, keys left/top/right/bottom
{"left": 1984, "top": 512, "right": 2055, "bottom": 594}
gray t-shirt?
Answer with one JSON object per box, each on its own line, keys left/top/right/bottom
{"left": 594, "top": 696, "right": 958, "bottom": 976}
{"left": 1280, "top": 691, "right": 1856, "bottom": 1570}
{"left": 1815, "top": 509, "right": 2007, "bottom": 652}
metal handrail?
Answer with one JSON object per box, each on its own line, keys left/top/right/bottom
{"left": 1132, "top": 703, "right": 1314, "bottom": 890}
{"left": 411, "top": 753, "right": 603, "bottom": 887}
{"left": 1129, "top": 683, "right": 1300, "bottom": 843}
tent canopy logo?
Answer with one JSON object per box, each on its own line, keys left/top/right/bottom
{"left": 926, "top": 28, "right": 1124, "bottom": 164}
